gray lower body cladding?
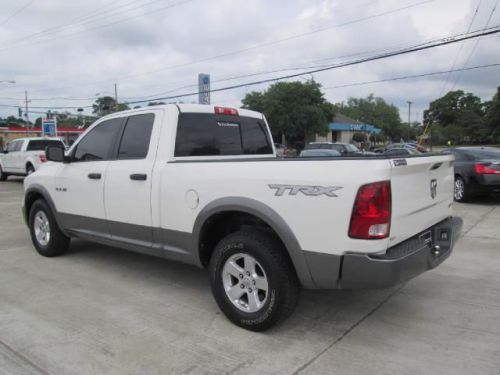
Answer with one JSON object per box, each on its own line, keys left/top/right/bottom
{"left": 23, "top": 201, "right": 462, "bottom": 290}
{"left": 304, "top": 216, "right": 463, "bottom": 289}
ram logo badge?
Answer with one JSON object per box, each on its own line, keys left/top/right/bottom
{"left": 269, "top": 184, "right": 342, "bottom": 197}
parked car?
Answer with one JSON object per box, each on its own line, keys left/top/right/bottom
{"left": 0, "top": 137, "right": 66, "bottom": 181}
{"left": 299, "top": 149, "right": 341, "bottom": 157}
{"left": 445, "top": 147, "right": 500, "bottom": 202}
{"left": 304, "top": 142, "right": 363, "bottom": 155}
{"left": 23, "top": 104, "right": 461, "bottom": 331}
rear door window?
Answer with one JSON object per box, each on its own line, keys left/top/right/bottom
{"left": 117, "top": 114, "right": 155, "bottom": 159}
{"left": 174, "top": 113, "right": 272, "bottom": 157}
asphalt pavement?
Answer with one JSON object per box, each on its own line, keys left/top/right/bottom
{"left": 0, "top": 178, "right": 499, "bottom": 375}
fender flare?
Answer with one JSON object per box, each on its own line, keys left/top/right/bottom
{"left": 24, "top": 184, "right": 69, "bottom": 236}
{"left": 192, "top": 197, "right": 315, "bottom": 288}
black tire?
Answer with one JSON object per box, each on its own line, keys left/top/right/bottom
{"left": 454, "top": 175, "right": 469, "bottom": 202}
{"left": 0, "top": 165, "right": 8, "bottom": 181}
{"left": 29, "top": 199, "right": 70, "bottom": 257}
{"left": 26, "top": 164, "right": 35, "bottom": 176}
{"left": 209, "top": 230, "right": 300, "bottom": 331}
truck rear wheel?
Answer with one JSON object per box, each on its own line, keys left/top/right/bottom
{"left": 29, "top": 199, "right": 70, "bottom": 257}
{"left": 209, "top": 230, "right": 299, "bottom": 331}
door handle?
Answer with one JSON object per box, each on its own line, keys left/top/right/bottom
{"left": 88, "top": 173, "right": 101, "bottom": 180}
{"left": 130, "top": 173, "right": 147, "bottom": 181}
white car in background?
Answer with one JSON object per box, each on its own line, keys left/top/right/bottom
{"left": 0, "top": 137, "right": 65, "bottom": 180}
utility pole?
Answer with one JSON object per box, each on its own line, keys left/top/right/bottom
{"left": 114, "top": 83, "right": 118, "bottom": 111}
{"left": 407, "top": 101, "right": 412, "bottom": 141}
{"left": 24, "top": 90, "right": 31, "bottom": 133}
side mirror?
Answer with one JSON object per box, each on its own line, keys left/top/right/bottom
{"left": 45, "top": 146, "right": 66, "bottom": 162}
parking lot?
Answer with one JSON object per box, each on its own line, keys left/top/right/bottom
{"left": 0, "top": 178, "right": 499, "bottom": 375}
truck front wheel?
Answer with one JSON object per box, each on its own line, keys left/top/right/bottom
{"left": 29, "top": 199, "right": 70, "bottom": 257}
{"left": 209, "top": 230, "right": 300, "bottom": 331}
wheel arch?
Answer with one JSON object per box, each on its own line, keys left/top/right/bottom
{"left": 193, "top": 197, "right": 315, "bottom": 288}
{"left": 24, "top": 184, "right": 68, "bottom": 236}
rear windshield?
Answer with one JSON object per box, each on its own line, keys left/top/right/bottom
{"left": 174, "top": 113, "right": 272, "bottom": 157}
{"left": 463, "top": 148, "right": 500, "bottom": 159}
{"left": 27, "top": 140, "right": 64, "bottom": 151}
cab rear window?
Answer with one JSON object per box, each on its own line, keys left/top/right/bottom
{"left": 174, "top": 113, "right": 272, "bottom": 157}
{"left": 27, "top": 140, "right": 64, "bottom": 151}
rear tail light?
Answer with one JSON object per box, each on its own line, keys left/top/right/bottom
{"left": 39, "top": 154, "right": 47, "bottom": 163}
{"left": 349, "top": 180, "right": 391, "bottom": 239}
{"left": 214, "top": 106, "right": 239, "bottom": 116}
{"left": 475, "top": 162, "right": 500, "bottom": 175}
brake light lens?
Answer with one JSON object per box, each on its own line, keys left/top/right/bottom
{"left": 39, "top": 154, "right": 47, "bottom": 163}
{"left": 349, "top": 181, "right": 391, "bottom": 239}
{"left": 214, "top": 106, "right": 239, "bottom": 116}
{"left": 475, "top": 162, "right": 500, "bottom": 175}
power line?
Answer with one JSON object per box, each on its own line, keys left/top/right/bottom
{"left": 120, "top": 26, "right": 500, "bottom": 105}
{"left": 1, "top": 26, "right": 498, "bottom": 110}
{"left": 0, "top": 0, "right": 35, "bottom": 27}
{"left": 0, "top": 0, "right": 174, "bottom": 47}
{"left": 439, "top": 0, "right": 482, "bottom": 96}
{"left": 322, "top": 62, "right": 500, "bottom": 90}
{"left": 0, "top": 0, "right": 195, "bottom": 52}
{"left": 3, "top": 0, "right": 435, "bottom": 94}
{"left": 450, "top": 0, "right": 499, "bottom": 90}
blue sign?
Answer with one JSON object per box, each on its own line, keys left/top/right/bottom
{"left": 198, "top": 73, "right": 210, "bottom": 104}
{"left": 42, "top": 118, "right": 57, "bottom": 136}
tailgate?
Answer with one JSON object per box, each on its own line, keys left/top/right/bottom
{"left": 389, "top": 154, "right": 454, "bottom": 247}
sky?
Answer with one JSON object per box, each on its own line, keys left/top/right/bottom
{"left": 0, "top": 0, "right": 499, "bottom": 124}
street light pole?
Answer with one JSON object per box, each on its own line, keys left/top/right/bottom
{"left": 407, "top": 101, "right": 412, "bottom": 141}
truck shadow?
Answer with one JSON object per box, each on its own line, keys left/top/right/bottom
{"left": 65, "top": 239, "right": 402, "bottom": 338}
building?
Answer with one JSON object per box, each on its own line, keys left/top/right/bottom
{"left": 315, "top": 113, "right": 381, "bottom": 143}
{"left": 0, "top": 126, "right": 84, "bottom": 147}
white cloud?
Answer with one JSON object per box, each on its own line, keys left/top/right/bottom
{"left": 0, "top": 0, "right": 499, "bottom": 123}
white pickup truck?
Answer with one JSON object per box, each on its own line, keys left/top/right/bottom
{"left": 0, "top": 137, "right": 65, "bottom": 180}
{"left": 22, "top": 104, "right": 462, "bottom": 331}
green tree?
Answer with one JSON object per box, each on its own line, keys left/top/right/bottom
{"left": 148, "top": 101, "right": 166, "bottom": 106}
{"left": 424, "top": 90, "right": 485, "bottom": 143}
{"left": 352, "top": 132, "right": 366, "bottom": 143}
{"left": 484, "top": 89, "right": 500, "bottom": 142}
{"left": 335, "top": 94, "right": 404, "bottom": 141}
{"left": 242, "top": 80, "right": 335, "bottom": 148}
{"left": 92, "top": 96, "right": 129, "bottom": 116}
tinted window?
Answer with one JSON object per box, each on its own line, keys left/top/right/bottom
{"left": 27, "top": 140, "right": 64, "bottom": 151}
{"left": 73, "top": 118, "right": 123, "bottom": 161}
{"left": 241, "top": 119, "right": 272, "bottom": 154}
{"left": 117, "top": 114, "right": 154, "bottom": 159}
{"left": 174, "top": 113, "right": 272, "bottom": 156}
